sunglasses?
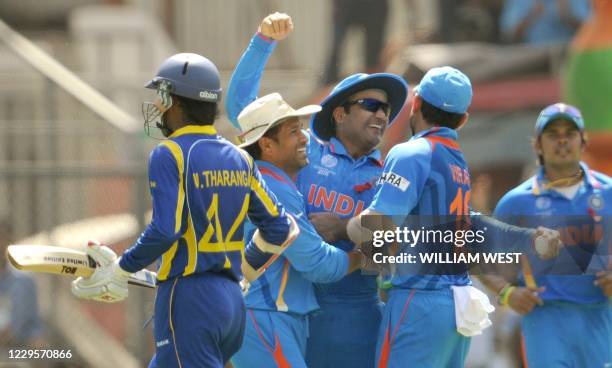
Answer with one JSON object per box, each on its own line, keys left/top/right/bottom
{"left": 344, "top": 98, "right": 391, "bottom": 117}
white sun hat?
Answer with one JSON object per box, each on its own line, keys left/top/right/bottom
{"left": 237, "top": 93, "right": 321, "bottom": 148}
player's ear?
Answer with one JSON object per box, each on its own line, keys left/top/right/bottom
{"left": 533, "top": 136, "right": 542, "bottom": 155}
{"left": 259, "top": 137, "right": 273, "bottom": 154}
{"left": 332, "top": 106, "right": 346, "bottom": 125}
{"left": 580, "top": 132, "right": 587, "bottom": 148}
{"left": 455, "top": 113, "right": 469, "bottom": 131}
{"left": 411, "top": 96, "right": 422, "bottom": 115}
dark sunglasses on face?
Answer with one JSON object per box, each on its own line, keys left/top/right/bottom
{"left": 344, "top": 98, "right": 391, "bottom": 117}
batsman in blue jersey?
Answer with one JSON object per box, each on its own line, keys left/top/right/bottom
{"left": 225, "top": 13, "right": 409, "bottom": 367}
{"left": 480, "top": 103, "right": 612, "bottom": 367}
{"left": 229, "top": 92, "right": 364, "bottom": 368}
{"left": 70, "top": 53, "right": 299, "bottom": 368}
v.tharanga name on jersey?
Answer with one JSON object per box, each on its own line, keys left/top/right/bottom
{"left": 194, "top": 170, "right": 251, "bottom": 188}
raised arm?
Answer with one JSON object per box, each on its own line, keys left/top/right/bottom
{"left": 225, "top": 13, "right": 294, "bottom": 128}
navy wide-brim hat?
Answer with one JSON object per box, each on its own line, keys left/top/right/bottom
{"left": 310, "top": 73, "right": 409, "bottom": 141}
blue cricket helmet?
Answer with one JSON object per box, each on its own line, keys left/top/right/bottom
{"left": 145, "top": 53, "right": 222, "bottom": 103}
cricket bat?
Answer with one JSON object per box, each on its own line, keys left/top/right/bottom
{"left": 6, "top": 244, "right": 157, "bottom": 288}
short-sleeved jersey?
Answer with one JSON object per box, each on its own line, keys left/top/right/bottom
{"left": 494, "top": 162, "right": 612, "bottom": 303}
{"left": 244, "top": 161, "right": 349, "bottom": 315}
{"left": 120, "top": 125, "right": 291, "bottom": 282}
{"left": 369, "top": 126, "right": 472, "bottom": 289}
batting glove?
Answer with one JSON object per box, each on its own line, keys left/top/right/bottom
{"left": 71, "top": 241, "right": 130, "bottom": 303}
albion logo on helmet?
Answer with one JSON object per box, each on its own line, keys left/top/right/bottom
{"left": 199, "top": 90, "right": 218, "bottom": 100}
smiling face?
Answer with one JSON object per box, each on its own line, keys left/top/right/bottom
{"left": 333, "top": 89, "right": 389, "bottom": 158}
{"left": 261, "top": 117, "right": 308, "bottom": 177}
{"left": 535, "top": 119, "right": 584, "bottom": 171}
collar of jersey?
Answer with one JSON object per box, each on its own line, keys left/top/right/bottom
{"left": 255, "top": 160, "right": 297, "bottom": 189}
{"left": 327, "top": 137, "right": 382, "bottom": 163}
{"left": 169, "top": 125, "right": 218, "bottom": 138}
{"left": 533, "top": 161, "right": 599, "bottom": 196}
{"left": 411, "top": 126, "right": 458, "bottom": 141}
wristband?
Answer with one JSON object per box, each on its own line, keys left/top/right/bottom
{"left": 498, "top": 284, "right": 516, "bottom": 306}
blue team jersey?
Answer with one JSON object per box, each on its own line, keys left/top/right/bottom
{"left": 494, "top": 162, "right": 612, "bottom": 304}
{"left": 244, "top": 161, "right": 349, "bottom": 315}
{"left": 369, "top": 126, "right": 472, "bottom": 289}
{"left": 120, "top": 125, "right": 291, "bottom": 282}
{"left": 297, "top": 134, "right": 382, "bottom": 304}
{"left": 225, "top": 33, "right": 382, "bottom": 304}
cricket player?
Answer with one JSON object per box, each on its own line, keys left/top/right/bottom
{"left": 71, "top": 53, "right": 298, "bottom": 368}
{"left": 230, "top": 93, "right": 364, "bottom": 367}
{"left": 480, "top": 103, "right": 612, "bottom": 367}
{"left": 225, "top": 13, "right": 408, "bottom": 367}
{"left": 346, "top": 66, "right": 498, "bottom": 367}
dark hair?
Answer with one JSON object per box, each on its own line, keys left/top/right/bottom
{"left": 243, "top": 123, "right": 283, "bottom": 160}
{"left": 173, "top": 94, "right": 218, "bottom": 126}
{"left": 420, "top": 99, "right": 464, "bottom": 129}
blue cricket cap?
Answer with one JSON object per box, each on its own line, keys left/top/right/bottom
{"left": 414, "top": 66, "right": 472, "bottom": 114}
{"left": 535, "top": 103, "right": 585, "bottom": 136}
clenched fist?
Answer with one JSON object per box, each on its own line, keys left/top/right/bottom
{"left": 258, "top": 12, "right": 294, "bottom": 41}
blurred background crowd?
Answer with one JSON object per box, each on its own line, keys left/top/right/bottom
{"left": 0, "top": 0, "right": 610, "bottom": 367}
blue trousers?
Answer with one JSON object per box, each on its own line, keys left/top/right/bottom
{"left": 148, "top": 272, "right": 245, "bottom": 368}
{"left": 232, "top": 309, "right": 309, "bottom": 368}
{"left": 522, "top": 300, "right": 612, "bottom": 367}
{"left": 376, "top": 288, "right": 470, "bottom": 368}
{"left": 306, "top": 301, "right": 383, "bottom": 368}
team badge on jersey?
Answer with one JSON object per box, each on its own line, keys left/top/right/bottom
{"left": 535, "top": 196, "right": 551, "bottom": 210}
{"left": 588, "top": 194, "right": 604, "bottom": 210}
{"left": 321, "top": 154, "right": 338, "bottom": 168}
{"left": 378, "top": 171, "right": 410, "bottom": 191}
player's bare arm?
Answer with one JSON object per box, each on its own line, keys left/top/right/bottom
{"left": 479, "top": 274, "right": 544, "bottom": 315}
{"left": 309, "top": 212, "right": 349, "bottom": 243}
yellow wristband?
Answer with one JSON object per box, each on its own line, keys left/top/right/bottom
{"left": 499, "top": 286, "right": 516, "bottom": 306}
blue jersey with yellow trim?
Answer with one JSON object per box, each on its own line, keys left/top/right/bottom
{"left": 243, "top": 161, "right": 349, "bottom": 315}
{"left": 225, "top": 33, "right": 382, "bottom": 304}
{"left": 119, "top": 125, "right": 291, "bottom": 282}
{"left": 494, "top": 162, "right": 612, "bottom": 303}
{"left": 369, "top": 127, "right": 472, "bottom": 290}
